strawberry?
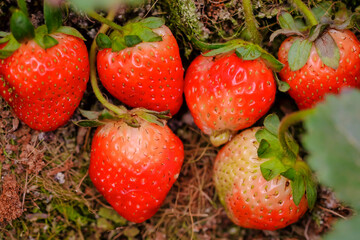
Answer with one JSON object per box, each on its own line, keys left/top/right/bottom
{"left": 214, "top": 127, "right": 308, "bottom": 230}
{"left": 272, "top": 5, "right": 360, "bottom": 109}
{"left": 88, "top": 117, "right": 184, "bottom": 223}
{"left": 184, "top": 40, "right": 282, "bottom": 146}
{"left": 214, "top": 114, "right": 317, "bottom": 230}
{"left": 0, "top": 4, "right": 89, "bottom": 131}
{"left": 0, "top": 33, "right": 89, "bottom": 131}
{"left": 278, "top": 29, "right": 360, "bottom": 109}
{"left": 96, "top": 18, "right": 184, "bottom": 115}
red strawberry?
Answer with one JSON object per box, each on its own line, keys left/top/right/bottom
{"left": 278, "top": 29, "right": 360, "bottom": 109}
{"left": 0, "top": 33, "right": 89, "bottom": 131}
{"left": 89, "top": 118, "right": 184, "bottom": 223}
{"left": 97, "top": 25, "right": 184, "bottom": 115}
{"left": 184, "top": 50, "right": 276, "bottom": 146}
{"left": 213, "top": 127, "right": 308, "bottom": 230}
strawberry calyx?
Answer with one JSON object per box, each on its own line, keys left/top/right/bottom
{"left": 202, "top": 39, "right": 284, "bottom": 72}
{"left": 197, "top": 39, "right": 288, "bottom": 92}
{"left": 0, "top": 1, "right": 86, "bottom": 59}
{"left": 256, "top": 113, "right": 317, "bottom": 209}
{"left": 75, "top": 108, "right": 171, "bottom": 128}
{"left": 95, "top": 17, "right": 165, "bottom": 51}
{"left": 271, "top": 2, "right": 359, "bottom": 71}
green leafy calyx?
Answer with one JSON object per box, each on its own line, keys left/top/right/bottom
{"left": 271, "top": 3, "right": 358, "bottom": 71}
{"left": 98, "top": 17, "right": 165, "bottom": 52}
{"left": 256, "top": 114, "right": 317, "bottom": 209}
{"left": 75, "top": 108, "right": 171, "bottom": 129}
{"left": 203, "top": 40, "right": 284, "bottom": 72}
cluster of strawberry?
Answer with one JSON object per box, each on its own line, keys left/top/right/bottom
{"left": 1, "top": 0, "right": 359, "bottom": 231}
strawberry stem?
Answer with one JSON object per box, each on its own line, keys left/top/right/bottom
{"left": 89, "top": 9, "right": 127, "bottom": 116}
{"left": 242, "top": 0, "right": 262, "bottom": 45}
{"left": 278, "top": 109, "right": 316, "bottom": 162}
{"left": 290, "top": 0, "right": 318, "bottom": 26}
{"left": 88, "top": 11, "right": 124, "bottom": 34}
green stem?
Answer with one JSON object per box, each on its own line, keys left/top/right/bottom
{"left": 278, "top": 109, "right": 316, "bottom": 161}
{"left": 242, "top": 0, "right": 262, "bottom": 45}
{"left": 90, "top": 9, "right": 127, "bottom": 116}
{"left": 88, "top": 11, "right": 124, "bottom": 33}
{"left": 290, "top": 0, "right": 318, "bottom": 26}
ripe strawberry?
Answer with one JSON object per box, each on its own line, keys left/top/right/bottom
{"left": 213, "top": 127, "right": 308, "bottom": 230}
{"left": 97, "top": 24, "right": 184, "bottom": 115}
{"left": 278, "top": 29, "right": 360, "bottom": 109}
{"left": 89, "top": 118, "right": 184, "bottom": 223}
{"left": 184, "top": 48, "right": 277, "bottom": 146}
{"left": 0, "top": 33, "right": 89, "bottom": 131}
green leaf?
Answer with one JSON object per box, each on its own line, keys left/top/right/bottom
{"left": 191, "top": 37, "right": 226, "bottom": 52}
{"left": 255, "top": 128, "right": 283, "bottom": 159}
{"left": 260, "top": 52, "right": 284, "bottom": 72}
{"left": 203, "top": 43, "right": 239, "bottom": 57}
{"left": 269, "top": 29, "right": 304, "bottom": 43}
{"left": 124, "top": 35, "right": 142, "bottom": 47}
{"left": 311, "top": 1, "right": 332, "bottom": 22}
{"left": 235, "top": 45, "right": 261, "bottom": 60}
{"left": 34, "top": 31, "right": 59, "bottom": 50}
{"left": 263, "top": 113, "right": 280, "bottom": 136}
{"left": 96, "top": 33, "right": 112, "bottom": 49}
{"left": 303, "top": 89, "right": 360, "bottom": 210}
{"left": 274, "top": 72, "right": 290, "bottom": 92}
{"left": 140, "top": 17, "right": 165, "bottom": 29}
{"left": 111, "top": 38, "right": 126, "bottom": 52}
{"left": 79, "top": 109, "right": 101, "bottom": 120}
{"left": 260, "top": 158, "right": 289, "bottom": 181}
{"left": 134, "top": 28, "right": 162, "bottom": 42}
{"left": 291, "top": 172, "right": 305, "bottom": 206}
{"left": 35, "top": 25, "right": 48, "bottom": 35}
{"left": 305, "top": 176, "right": 317, "bottom": 210}
{"left": 278, "top": 11, "right": 298, "bottom": 30}
{"left": 44, "top": 2, "right": 63, "bottom": 33}
{"left": 288, "top": 38, "right": 312, "bottom": 71}
{"left": 73, "top": 120, "right": 105, "bottom": 128}
{"left": 99, "top": 111, "right": 119, "bottom": 121}
{"left": 43, "top": 35, "right": 58, "bottom": 49}
{"left": 308, "top": 24, "right": 329, "bottom": 42}
{"left": 325, "top": 215, "right": 360, "bottom": 240}
{"left": 0, "top": 35, "right": 20, "bottom": 59}
{"left": 10, "top": 10, "right": 35, "bottom": 42}
{"left": 0, "top": 36, "right": 10, "bottom": 44}
{"left": 281, "top": 167, "right": 296, "bottom": 181}
{"left": 294, "top": 18, "right": 308, "bottom": 32}
{"left": 56, "top": 26, "right": 86, "bottom": 41}
{"left": 0, "top": 32, "right": 10, "bottom": 38}
{"left": 257, "top": 139, "right": 270, "bottom": 158}
{"left": 315, "top": 33, "right": 340, "bottom": 69}
{"left": 285, "top": 133, "right": 300, "bottom": 156}
{"left": 17, "top": 0, "right": 29, "bottom": 17}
